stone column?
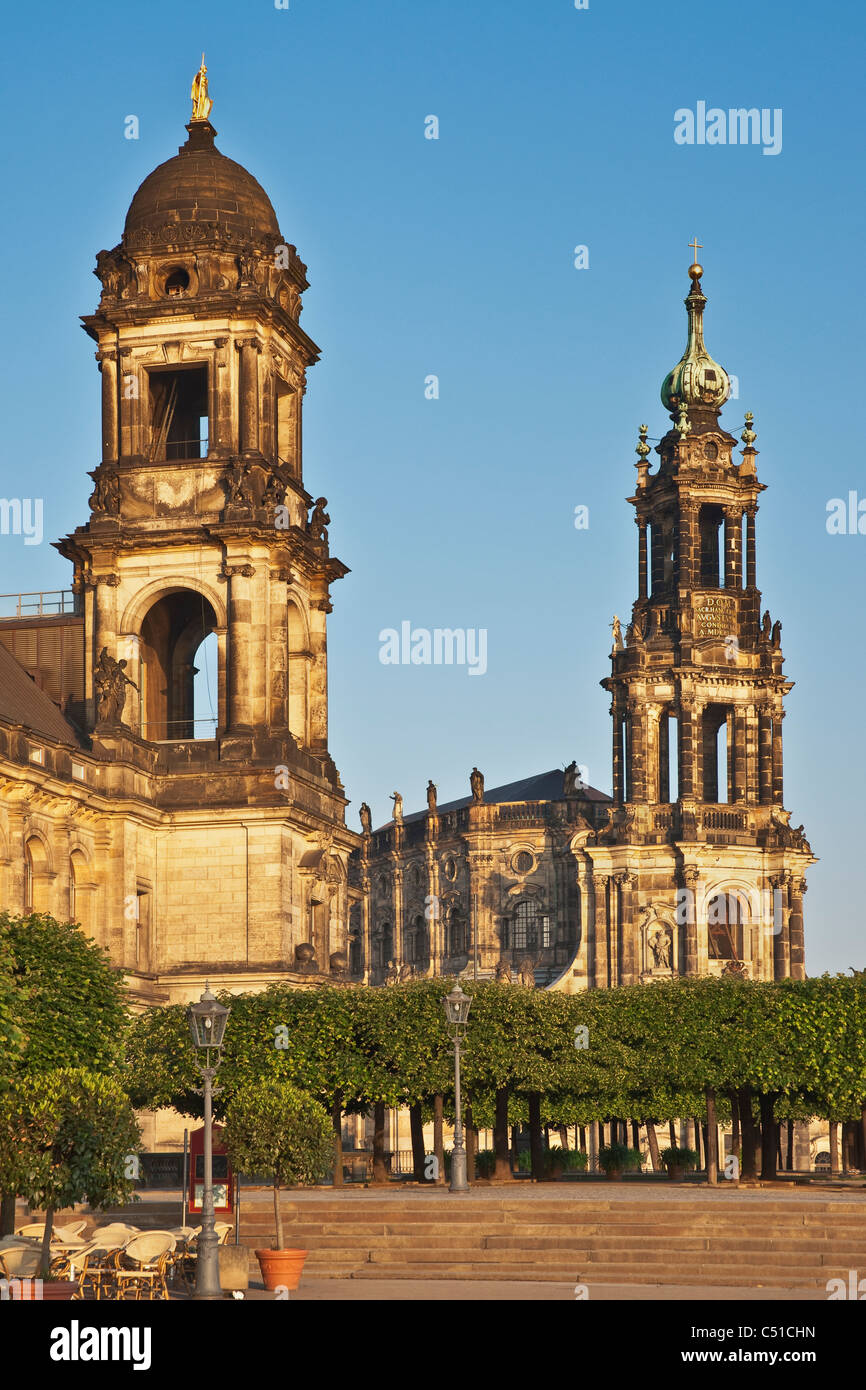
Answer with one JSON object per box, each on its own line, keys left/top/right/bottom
{"left": 226, "top": 565, "right": 254, "bottom": 731}
{"left": 118, "top": 351, "right": 143, "bottom": 459}
{"left": 771, "top": 710, "right": 784, "bottom": 803}
{"left": 592, "top": 873, "right": 609, "bottom": 989}
{"left": 308, "top": 595, "right": 330, "bottom": 751}
{"left": 758, "top": 704, "right": 774, "bottom": 803}
{"left": 617, "top": 871, "right": 636, "bottom": 985}
{"left": 723, "top": 507, "right": 742, "bottom": 590}
{"left": 239, "top": 340, "right": 261, "bottom": 455}
{"left": 627, "top": 698, "right": 646, "bottom": 802}
{"left": 98, "top": 351, "right": 119, "bottom": 463}
{"left": 682, "top": 866, "right": 700, "bottom": 976}
{"left": 772, "top": 872, "right": 791, "bottom": 980}
{"left": 611, "top": 698, "right": 625, "bottom": 804}
{"left": 745, "top": 507, "right": 757, "bottom": 588}
{"left": 656, "top": 706, "right": 669, "bottom": 803}
{"left": 678, "top": 502, "right": 698, "bottom": 591}
{"left": 209, "top": 338, "right": 230, "bottom": 455}
{"left": 677, "top": 698, "right": 694, "bottom": 800}
{"left": 744, "top": 703, "right": 759, "bottom": 803}
{"left": 637, "top": 518, "right": 648, "bottom": 600}
{"left": 789, "top": 879, "right": 806, "bottom": 981}
{"left": 269, "top": 569, "right": 290, "bottom": 729}
{"left": 392, "top": 864, "right": 404, "bottom": 969}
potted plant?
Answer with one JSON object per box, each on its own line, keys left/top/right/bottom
{"left": 660, "top": 1146, "right": 698, "bottom": 1180}
{"left": 223, "top": 1079, "right": 334, "bottom": 1292}
{"left": 547, "top": 1147, "right": 589, "bottom": 1179}
{"left": 598, "top": 1142, "right": 642, "bottom": 1180}
{"left": 0, "top": 1067, "right": 141, "bottom": 1299}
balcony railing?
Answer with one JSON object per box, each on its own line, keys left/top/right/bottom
{"left": 0, "top": 590, "right": 78, "bottom": 619}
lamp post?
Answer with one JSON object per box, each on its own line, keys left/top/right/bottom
{"left": 443, "top": 983, "right": 472, "bottom": 1192}
{"left": 187, "top": 982, "right": 231, "bottom": 1300}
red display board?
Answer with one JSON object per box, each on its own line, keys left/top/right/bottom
{"left": 188, "top": 1125, "right": 234, "bottom": 1214}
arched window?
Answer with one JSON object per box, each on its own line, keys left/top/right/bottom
{"left": 69, "top": 850, "right": 92, "bottom": 932}
{"left": 140, "top": 590, "right": 218, "bottom": 740}
{"left": 24, "top": 837, "right": 49, "bottom": 913}
{"left": 707, "top": 891, "right": 745, "bottom": 960}
{"left": 512, "top": 900, "right": 538, "bottom": 952}
{"left": 699, "top": 504, "right": 724, "bottom": 587}
{"left": 446, "top": 907, "right": 466, "bottom": 957}
{"left": 407, "top": 913, "right": 428, "bottom": 966}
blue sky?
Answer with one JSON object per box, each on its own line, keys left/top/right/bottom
{"left": 0, "top": 0, "right": 863, "bottom": 973}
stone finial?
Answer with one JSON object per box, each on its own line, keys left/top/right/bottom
{"left": 675, "top": 401, "right": 691, "bottom": 437}
{"left": 741, "top": 411, "right": 757, "bottom": 447}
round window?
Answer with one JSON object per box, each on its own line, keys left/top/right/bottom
{"left": 164, "top": 267, "right": 190, "bottom": 296}
{"left": 443, "top": 857, "right": 457, "bottom": 881}
{"left": 514, "top": 851, "right": 533, "bottom": 874}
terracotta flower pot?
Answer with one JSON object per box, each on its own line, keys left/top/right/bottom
{"left": 604, "top": 1170, "right": 623, "bottom": 1181}
{"left": 11, "top": 1279, "right": 78, "bottom": 1301}
{"left": 255, "top": 1248, "right": 307, "bottom": 1291}
{"left": 667, "top": 1166, "right": 684, "bottom": 1181}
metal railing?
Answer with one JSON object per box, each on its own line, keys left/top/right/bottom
{"left": 139, "top": 717, "right": 218, "bottom": 741}
{"left": 0, "top": 590, "right": 77, "bottom": 619}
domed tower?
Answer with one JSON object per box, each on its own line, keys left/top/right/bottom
{"left": 586, "top": 253, "right": 814, "bottom": 988}
{"left": 50, "top": 72, "right": 358, "bottom": 1003}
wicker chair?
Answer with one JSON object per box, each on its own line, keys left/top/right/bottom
{"left": 114, "top": 1233, "right": 176, "bottom": 1301}
{"left": 0, "top": 1247, "right": 42, "bottom": 1279}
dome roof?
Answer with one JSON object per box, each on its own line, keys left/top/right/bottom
{"left": 660, "top": 265, "right": 730, "bottom": 419}
{"left": 123, "top": 121, "right": 280, "bottom": 246}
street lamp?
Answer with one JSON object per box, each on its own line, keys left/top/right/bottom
{"left": 187, "top": 982, "right": 231, "bottom": 1300}
{"left": 443, "top": 983, "right": 472, "bottom": 1193}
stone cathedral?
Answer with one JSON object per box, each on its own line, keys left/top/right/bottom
{"left": 0, "top": 90, "right": 360, "bottom": 1005}
{"left": 0, "top": 76, "right": 813, "bottom": 1002}
{"left": 359, "top": 257, "right": 814, "bottom": 989}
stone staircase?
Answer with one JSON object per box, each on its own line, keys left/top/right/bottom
{"left": 46, "top": 1186, "right": 866, "bottom": 1290}
{"left": 232, "top": 1189, "right": 866, "bottom": 1289}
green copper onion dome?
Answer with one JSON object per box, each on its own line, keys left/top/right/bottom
{"left": 660, "top": 262, "right": 730, "bottom": 421}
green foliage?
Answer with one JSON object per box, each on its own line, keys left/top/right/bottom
{"left": 660, "top": 1146, "right": 699, "bottom": 1170}
{"left": 598, "top": 1143, "right": 642, "bottom": 1173}
{"left": 0, "top": 912, "right": 129, "bottom": 1085}
{"left": 222, "top": 1079, "right": 334, "bottom": 1189}
{"left": 0, "top": 1068, "right": 140, "bottom": 1216}
{"left": 547, "top": 1146, "right": 588, "bottom": 1173}
{"left": 125, "top": 973, "right": 866, "bottom": 1143}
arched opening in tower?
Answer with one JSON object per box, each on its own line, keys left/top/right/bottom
{"left": 699, "top": 504, "right": 725, "bottom": 587}
{"left": 139, "top": 590, "right": 218, "bottom": 740}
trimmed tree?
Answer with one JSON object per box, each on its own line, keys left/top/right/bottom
{"left": 0, "top": 1068, "right": 140, "bottom": 1276}
{"left": 222, "top": 1079, "right": 333, "bottom": 1250}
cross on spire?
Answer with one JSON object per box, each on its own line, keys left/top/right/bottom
{"left": 689, "top": 236, "right": 703, "bottom": 263}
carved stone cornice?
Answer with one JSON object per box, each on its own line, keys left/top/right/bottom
{"left": 218, "top": 563, "right": 255, "bottom": 581}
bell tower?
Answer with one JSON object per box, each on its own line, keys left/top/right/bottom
{"left": 48, "top": 79, "right": 358, "bottom": 1001}
{"left": 588, "top": 254, "right": 814, "bottom": 986}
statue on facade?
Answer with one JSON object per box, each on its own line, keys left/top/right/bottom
{"left": 191, "top": 54, "right": 213, "bottom": 121}
{"left": 225, "top": 462, "right": 252, "bottom": 508}
{"left": 384, "top": 959, "right": 399, "bottom": 985}
{"left": 771, "top": 619, "right": 782, "bottom": 648}
{"left": 359, "top": 802, "right": 372, "bottom": 834}
{"left": 398, "top": 962, "right": 415, "bottom": 983}
{"left": 516, "top": 956, "right": 536, "bottom": 988}
{"left": 426, "top": 779, "right": 437, "bottom": 812}
{"left": 89, "top": 471, "right": 121, "bottom": 517}
{"left": 390, "top": 791, "right": 403, "bottom": 824}
{"left": 563, "top": 760, "right": 585, "bottom": 796}
{"left": 611, "top": 615, "right": 624, "bottom": 651}
{"left": 761, "top": 610, "right": 772, "bottom": 640}
{"left": 495, "top": 959, "right": 512, "bottom": 984}
{"left": 307, "top": 497, "right": 330, "bottom": 542}
{"left": 262, "top": 471, "right": 285, "bottom": 508}
{"left": 648, "top": 925, "right": 672, "bottom": 971}
{"left": 470, "top": 767, "right": 484, "bottom": 802}
{"left": 94, "top": 647, "right": 138, "bottom": 725}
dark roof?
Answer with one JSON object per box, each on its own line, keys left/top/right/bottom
{"left": 123, "top": 122, "right": 280, "bottom": 245}
{"left": 0, "top": 642, "right": 81, "bottom": 746}
{"left": 376, "top": 768, "right": 611, "bottom": 832}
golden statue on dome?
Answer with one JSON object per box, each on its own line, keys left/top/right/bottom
{"left": 191, "top": 54, "right": 213, "bottom": 121}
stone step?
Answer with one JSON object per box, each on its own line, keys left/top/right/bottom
{"left": 343, "top": 1263, "right": 832, "bottom": 1286}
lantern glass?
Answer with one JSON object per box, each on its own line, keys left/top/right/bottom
{"left": 443, "top": 984, "right": 472, "bottom": 1027}
{"left": 188, "top": 984, "right": 230, "bottom": 1050}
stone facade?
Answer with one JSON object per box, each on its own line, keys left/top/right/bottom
{"left": 0, "top": 114, "right": 360, "bottom": 1006}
